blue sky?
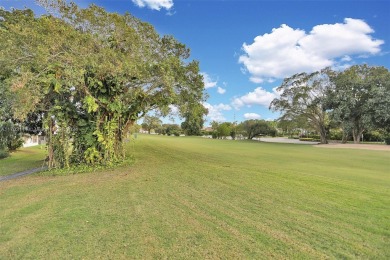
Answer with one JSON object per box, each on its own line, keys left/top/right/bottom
{"left": 1, "top": 0, "right": 389, "bottom": 126}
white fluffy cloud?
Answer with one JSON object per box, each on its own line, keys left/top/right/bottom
{"left": 217, "top": 87, "right": 226, "bottom": 94}
{"left": 132, "top": 0, "right": 173, "bottom": 10}
{"left": 201, "top": 72, "right": 218, "bottom": 89}
{"left": 232, "top": 87, "right": 280, "bottom": 109}
{"left": 239, "top": 18, "right": 384, "bottom": 82}
{"left": 203, "top": 102, "right": 231, "bottom": 122}
{"left": 244, "top": 113, "right": 261, "bottom": 120}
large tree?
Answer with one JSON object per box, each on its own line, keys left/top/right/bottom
{"left": 270, "top": 68, "right": 333, "bottom": 144}
{"left": 369, "top": 69, "right": 390, "bottom": 144}
{"left": 0, "top": 3, "right": 206, "bottom": 168}
{"left": 328, "top": 65, "right": 390, "bottom": 144}
{"left": 238, "top": 120, "right": 276, "bottom": 140}
{"left": 141, "top": 116, "right": 162, "bottom": 134}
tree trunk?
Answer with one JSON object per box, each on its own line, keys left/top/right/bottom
{"left": 352, "top": 129, "right": 363, "bottom": 144}
{"left": 47, "top": 117, "right": 55, "bottom": 169}
{"left": 318, "top": 125, "right": 328, "bottom": 144}
{"left": 341, "top": 132, "right": 349, "bottom": 144}
{"left": 341, "top": 123, "right": 350, "bottom": 143}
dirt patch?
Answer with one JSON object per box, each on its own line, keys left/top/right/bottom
{"left": 314, "top": 143, "right": 390, "bottom": 151}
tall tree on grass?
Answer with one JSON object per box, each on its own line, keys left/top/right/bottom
{"left": 270, "top": 68, "right": 334, "bottom": 144}
{"left": 181, "top": 103, "right": 208, "bottom": 136}
{"left": 368, "top": 68, "right": 390, "bottom": 144}
{"left": 0, "top": 2, "right": 206, "bottom": 168}
{"left": 328, "top": 65, "right": 390, "bottom": 144}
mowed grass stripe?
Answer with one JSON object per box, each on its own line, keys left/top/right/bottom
{"left": 0, "top": 134, "right": 389, "bottom": 258}
{"left": 137, "top": 136, "right": 388, "bottom": 258}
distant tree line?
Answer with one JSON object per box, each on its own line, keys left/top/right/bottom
{"left": 270, "top": 65, "right": 390, "bottom": 144}
{"left": 209, "top": 120, "right": 277, "bottom": 140}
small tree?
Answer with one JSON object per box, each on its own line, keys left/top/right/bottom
{"left": 217, "top": 122, "right": 232, "bottom": 139}
{"left": 0, "top": 121, "right": 24, "bottom": 154}
{"left": 181, "top": 103, "right": 207, "bottom": 136}
{"left": 141, "top": 116, "right": 162, "bottom": 134}
{"left": 158, "top": 124, "right": 181, "bottom": 136}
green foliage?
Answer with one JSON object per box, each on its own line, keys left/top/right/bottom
{"left": 367, "top": 68, "right": 390, "bottom": 133}
{"left": 272, "top": 65, "right": 390, "bottom": 145}
{"left": 270, "top": 68, "right": 333, "bottom": 144}
{"left": 0, "top": 149, "right": 9, "bottom": 159}
{"left": 217, "top": 122, "right": 232, "bottom": 138}
{"left": 238, "top": 120, "right": 277, "bottom": 139}
{"left": 328, "top": 65, "right": 390, "bottom": 143}
{"left": 208, "top": 122, "right": 234, "bottom": 139}
{"left": 142, "top": 115, "right": 162, "bottom": 134}
{"left": 0, "top": 80, "right": 14, "bottom": 121}
{"left": 157, "top": 124, "right": 181, "bottom": 136}
{"left": 299, "top": 138, "right": 315, "bottom": 142}
{"left": 363, "top": 130, "right": 386, "bottom": 142}
{"left": 0, "top": 121, "right": 24, "bottom": 152}
{"left": 230, "top": 129, "right": 236, "bottom": 140}
{"left": 384, "top": 136, "right": 390, "bottom": 145}
{"left": 0, "top": 3, "right": 205, "bottom": 169}
{"left": 181, "top": 103, "right": 208, "bottom": 136}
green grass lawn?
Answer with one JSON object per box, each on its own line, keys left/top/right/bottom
{"left": 0, "top": 135, "right": 389, "bottom": 258}
{"left": 0, "top": 145, "right": 46, "bottom": 176}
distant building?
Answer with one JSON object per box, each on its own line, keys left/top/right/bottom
{"left": 23, "top": 134, "right": 46, "bottom": 147}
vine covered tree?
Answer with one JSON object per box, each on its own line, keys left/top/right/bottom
{"left": 0, "top": 2, "right": 206, "bottom": 168}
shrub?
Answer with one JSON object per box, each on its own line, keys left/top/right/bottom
{"left": 299, "top": 138, "right": 315, "bottom": 142}
{"left": 385, "top": 137, "right": 390, "bottom": 145}
{"left": 364, "top": 130, "right": 385, "bottom": 142}
{"left": 329, "top": 129, "right": 342, "bottom": 140}
{"left": 0, "top": 149, "right": 9, "bottom": 159}
{"left": 0, "top": 121, "right": 24, "bottom": 152}
{"left": 8, "top": 138, "right": 24, "bottom": 151}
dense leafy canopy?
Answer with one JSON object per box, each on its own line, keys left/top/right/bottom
{"left": 0, "top": 3, "right": 206, "bottom": 167}
{"left": 181, "top": 103, "right": 208, "bottom": 136}
{"left": 328, "top": 65, "right": 390, "bottom": 143}
{"left": 270, "top": 69, "right": 333, "bottom": 144}
{"left": 0, "top": 121, "right": 24, "bottom": 158}
{"left": 141, "top": 115, "right": 162, "bottom": 134}
{"left": 238, "top": 120, "right": 277, "bottom": 140}
{"left": 271, "top": 65, "right": 390, "bottom": 144}
{"left": 369, "top": 71, "right": 390, "bottom": 132}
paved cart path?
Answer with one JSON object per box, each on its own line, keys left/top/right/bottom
{"left": 0, "top": 166, "right": 48, "bottom": 182}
